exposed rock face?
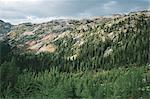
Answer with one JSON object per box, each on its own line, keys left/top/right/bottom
{"left": 1, "top": 10, "right": 150, "bottom": 57}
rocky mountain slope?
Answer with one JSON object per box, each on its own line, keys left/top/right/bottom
{"left": 1, "top": 10, "right": 150, "bottom": 67}
{"left": 7, "top": 17, "right": 110, "bottom": 52}
{"left": 0, "top": 10, "right": 150, "bottom": 99}
{"left": 0, "top": 20, "right": 12, "bottom": 40}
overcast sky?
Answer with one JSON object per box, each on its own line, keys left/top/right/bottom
{"left": 0, "top": 0, "right": 149, "bottom": 24}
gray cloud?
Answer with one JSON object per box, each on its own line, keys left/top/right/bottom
{"left": 0, "top": 0, "right": 149, "bottom": 24}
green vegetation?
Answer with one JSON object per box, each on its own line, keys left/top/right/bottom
{"left": 0, "top": 11, "right": 150, "bottom": 98}
{"left": 0, "top": 61, "right": 150, "bottom": 99}
{"left": 0, "top": 38, "right": 150, "bottom": 99}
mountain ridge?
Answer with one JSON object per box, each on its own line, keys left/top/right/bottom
{"left": 0, "top": 11, "right": 150, "bottom": 62}
{"left": 0, "top": 10, "right": 150, "bottom": 98}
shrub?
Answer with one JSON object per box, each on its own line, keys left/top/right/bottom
{"left": 0, "top": 59, "right": 19, "bottom": 97}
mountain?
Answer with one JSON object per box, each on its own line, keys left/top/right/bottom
{"left": 0, "top": 20, "right": 12, "bottom": 37}
{"left": 0, "top": 10, "right": 150, "bottom": 99}
{"left": 5, "top": 10, "right": 149, "bottom": 65}
{"left": 0, "top": 10, "right": 149, "bottom": 68}
{"left": 7, "top": 17, "right": 110, "bottom": 52}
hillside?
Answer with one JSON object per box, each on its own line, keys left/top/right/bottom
{"left": 0, "top": 20, "right": 11, "bottom": 40}
{"left": 6, "top": 10, "right": 150, "bottom": 67}
{"left": 0, "top": 10, "right": 150, "bottom": 99}
{"left": 7, "top": 17, "right": 110, "bottom": 52}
